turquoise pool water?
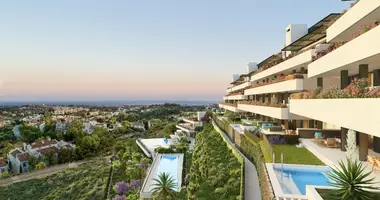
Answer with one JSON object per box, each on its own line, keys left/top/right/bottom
{"left": 154, "top": 155, "right": 179, "bottom": 191}
{"left": 274, "top": 166, "right": 331, "bottom": 195}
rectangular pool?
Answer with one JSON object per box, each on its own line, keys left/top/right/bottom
{"left": 267, "top": 163, "right": 331, "bottom": 197}
{"left": 140, "top": 153, "right": 184, "bottom": 198}
{"left": 153, "top": 155, "right": 180, "bottom": 191}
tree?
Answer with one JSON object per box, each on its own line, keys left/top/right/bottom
{"left": 58, "top": 148, "right": 75, "bottom": 164}
{"left": 325, "top": 158, "right": 378, "bottom": 200}
{"left": 28, "top": 156, "right": 39, "bottom": 170}
{"left": 163, "top": 123, "right": 176, "bottom": 138}
{"left": 151, "top": 172, "right": 177, "bottom": 200}
{"left": 77, "top": 135, "right": 100, "bottom": 155}
{"left": 66, "top": 120, "right": 86, "bottom": 142}
{"left": 125, "top": 113, "right": 140, "bottom": 122}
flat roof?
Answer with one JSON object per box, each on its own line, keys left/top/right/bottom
{"left": 282, "top": 13, "right": 341, "bottom": 52}
{"left": 137, "top": 138, "right": 172, "bottom": 157}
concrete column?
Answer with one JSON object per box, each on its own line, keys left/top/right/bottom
{"left": 317, "top": 77, "right": 323, "bottom": 88}
{"left": 359, "top": 64, "right": 369, "bottom": 79}
{"left": 340, "top": 127, "right": 348, "bottom": 151}
{"left": 359, "top": 132, "right": 369, "bottom": 161}
{"left": 316, "top": 121, "right": 323, "bottom": 129}
{"left": 283, "top": 92, "right": 289, "bottom": 104}
{"left": 341, "top": 70, "right": 349, "bottom": 89}
{"left": 373, "top": 69, "right": 380, "bottom": 86}
{"left": 373, "top": 137, "right": 380, "bottom": 153}
{"left": 300, "top": 67, "right": 306, "bottom": 74}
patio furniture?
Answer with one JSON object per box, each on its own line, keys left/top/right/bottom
{"left": 314, "top": 132, "right": 325, "bottom": 144}
{"left": 324, "top": 138, "right": 338, "bottom": 148}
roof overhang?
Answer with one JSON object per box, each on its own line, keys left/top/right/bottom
{"left": 282, "top": 13, "right": 341, "bottom": 52}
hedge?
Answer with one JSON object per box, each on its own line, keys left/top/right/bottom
{"left": 240, "top": 135, "right": 274, "bottom": 200}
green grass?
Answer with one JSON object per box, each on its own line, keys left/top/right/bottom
{"left": 272, "top": 145, "right": 324, "bottom": 165}
{"left": 0, "top": 158, "right": 110, "bottom": 200}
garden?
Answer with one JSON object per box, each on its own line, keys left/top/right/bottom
{"left": 187, "top": 124, "right": 243, "bottom": 200}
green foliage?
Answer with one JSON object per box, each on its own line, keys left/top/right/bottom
{"left": 163, "top": 123, "right": 177, "bottom": 138}
{"left": 36, "top": 161, "right": 46, "bottom": 169}
{"left": 0, "top": 159, "right": 109, "bottom": 200}
{"left": 240, "top": 135, "right": 273, "bottom": 200}
{"left": 2, "top": 171, "right": 8, "bottom": 178}
{"left": 28, "top": 156, "right": 40, "bottom": 170}
{"left": 151, "top": 172, "right": 177, "bottom": 200}
{"left": 325, "top": 158, "right": 378, "bottom": 200}
{"left": 20, "top": 125, "right": 43, "bottom": 143}
{"left": 0, "top": 125, "right": 16, "bottom": 141}
{"left": 187, "top": 125, "right": 242, "bottom": 200}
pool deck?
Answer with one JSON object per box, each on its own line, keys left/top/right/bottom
{"left": 140, "top": 153, "right": 184, "bottom": 199}
{"left": 301, "top": 138, "right": 380, "bottom": 188}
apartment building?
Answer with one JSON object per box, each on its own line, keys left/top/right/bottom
{"left": 220, "top": 0, "right": 380, "bottom": 162}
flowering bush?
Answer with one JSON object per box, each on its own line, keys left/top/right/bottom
{"left": 248, "top": 74, "right": 304, "bottom": 90}
{"left": 115, "top": 182, "right": 129, "bottom": 195}
{"left": 290, "top": 78, "right": 380, "bottom": 99}
{"left": 113, "top": 195, "right": 126, "bottom": 200}
{"left": 239, "top": 101, "right": 287, "bottom": 108}
{"left": 313, "top": 22, "right": 379, "bottom": 61}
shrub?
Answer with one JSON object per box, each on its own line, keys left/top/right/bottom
{"left": 267, "top": 135, "right": 300, "bottom": 145}
{"left": 2, "top": 171, "right": 8, "bottom": 178}
{"left": 36, "top": 162, "right": 46, "bottom": 170}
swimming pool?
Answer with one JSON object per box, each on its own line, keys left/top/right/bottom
{"left": 153, "top": 155, "right": 180, "bottom": 191}
{"left": 273, "top": 164, "right": 331, "bottom": 195}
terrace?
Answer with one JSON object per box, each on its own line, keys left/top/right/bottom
{"left": 247, "top": 14, "right": 341, "bottom": 85}
{"left": 219, "top": 103, "right": 242, "bottom": 113}
{"left": 300, "top": 138, "right": 380, "bottom": 189}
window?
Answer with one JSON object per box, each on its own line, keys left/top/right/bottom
{"left": 23, "top": 162, "right": 27, "bottom": 167}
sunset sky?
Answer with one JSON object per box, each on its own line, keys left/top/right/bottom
{"left": 0, "top": 0, "right": 350, "bottom": 102}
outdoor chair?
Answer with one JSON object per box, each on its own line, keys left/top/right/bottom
{"left": 313, "top": 132, "right": 325, "bottom": 144}
{"left": 368, "top": 155, "right": 380, "bottom": 170}
{"left": 324, "top": 138, "right": 337, "bottom": 148}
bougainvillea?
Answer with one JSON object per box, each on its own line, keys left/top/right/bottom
{"left": 114, "top": 182, "right": 129, "bottom": 195}
{"left": 113, "top": 195, "right": 126, "bottom": 200}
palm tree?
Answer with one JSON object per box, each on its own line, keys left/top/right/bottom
{"left": 151, "top": 172, "right": 177, "bottom": 200}
{"left": 325, "top": 158, "right": 378, "bottom": 200}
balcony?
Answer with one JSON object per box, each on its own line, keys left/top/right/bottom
{"left": 245, "top": 75, "right": 315, "bottom": 95}
{"left": 176, "top": 124, "right": 195, "bottom": 133}
{"left": 250, "top": 49, "right": 315, "bottom": 83}
{"left": 228, "top": 82, "right": 251, "bottom": 93}
{"left": 289, "top": 99, "right": 380, "bottom": 137}
{"left": 327, "top": 0, "right": 380, "bottom": 42}
{"left": 309, "top": 25, "right": 380, "bottom": 78}
{"left": 237, "top": 103, "right": 290, "bottom": 120}
{"left": 223, "top": 94, "right": 247, "bottom": 100}
{"left": 219, "top": 103, "right": 242, "bottom": 113}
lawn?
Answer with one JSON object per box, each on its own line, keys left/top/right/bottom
{"left": 0, "top": 158, "right": 110, "bottom": 200}
{"left": 272, "top": 145, "right": 325, "bottom": 165}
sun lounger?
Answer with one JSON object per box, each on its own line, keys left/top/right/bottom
{"left": 324, "top": 138, "right": 337, "bottom": 148}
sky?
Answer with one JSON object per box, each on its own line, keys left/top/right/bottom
{"left": 0, "top": 0, "right": 350, "bottom": 102}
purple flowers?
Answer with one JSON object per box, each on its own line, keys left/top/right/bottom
{"left": 114, "top": 180, "right": 142, "bottom": 195}
{"left": 113, "top": 195, "right": 126, "bottom": 200}
{"left": 115, "top": 182, "right": 128, "bottom": 195}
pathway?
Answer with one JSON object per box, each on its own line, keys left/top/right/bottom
{"left": 0, "top": 156, "right": 112, "bottom": 186}
{"left": 212, "top": 120, "right": 261, "bottom": 200}
{"left": 0, "top": 161, "right": 87, "bottom": 186}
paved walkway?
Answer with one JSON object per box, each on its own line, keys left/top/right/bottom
{"left": 212, "top": 120, "right": 261, "bottom": 200}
